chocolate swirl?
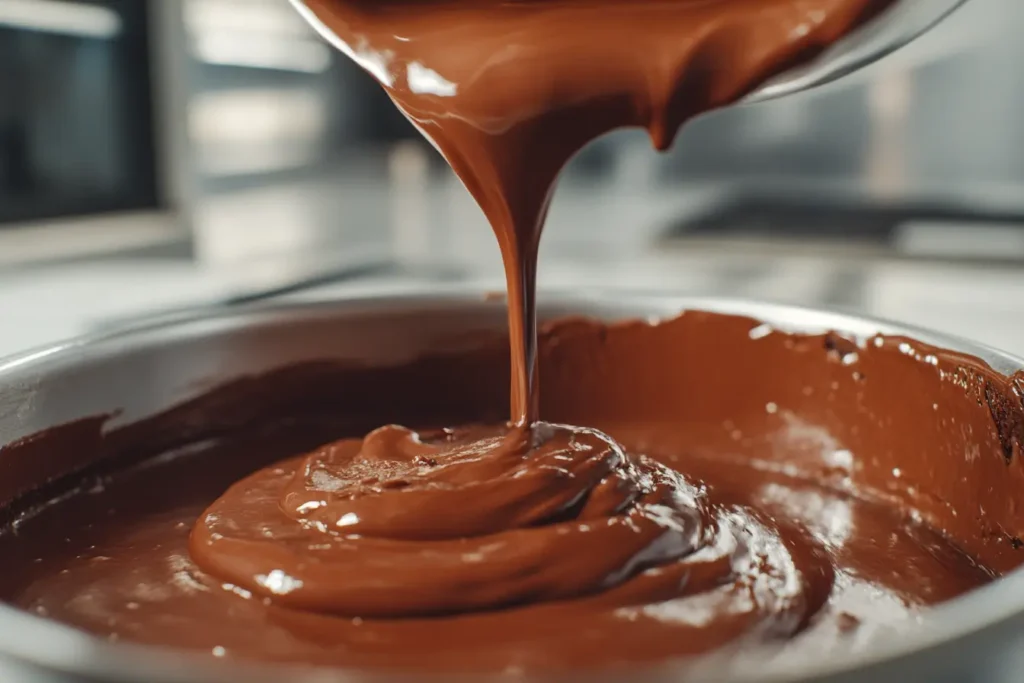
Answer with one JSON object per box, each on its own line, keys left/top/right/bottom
{"left": 190, "top": 422, "right": 819, "bottom": 633}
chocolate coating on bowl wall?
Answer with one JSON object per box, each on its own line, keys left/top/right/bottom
{"left": 3, "top": 311, "right": 1023, "bottom": 673}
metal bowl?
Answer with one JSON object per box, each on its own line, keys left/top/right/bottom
{"left": 743, "top": 0, "right": 968, "bottom": 105}
{"left": 289, "top": 0, "right": 968, "bottom": 107}
{"left": 0, "top": 292, "right": 1022, "bottom": 683}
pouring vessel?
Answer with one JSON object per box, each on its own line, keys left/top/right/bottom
{"left": 288, "top": 0, "right": 967, "bottom": 105}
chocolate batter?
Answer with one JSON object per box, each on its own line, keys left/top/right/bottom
{"left": 2, "top": 312, "right": 1022, "bottom": 673}
{"left": 0, "top": 0, "right": 1009, "bottom": 676}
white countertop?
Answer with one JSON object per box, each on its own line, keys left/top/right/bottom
{"left": 3, "top": 253, "right": 1024, "bottom": 362}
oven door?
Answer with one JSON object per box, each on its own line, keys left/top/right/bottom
{"left": 0, "top": 0, "right": 191, "bottom": 266}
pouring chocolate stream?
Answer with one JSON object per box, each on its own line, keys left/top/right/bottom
{"left": 294, "top": 0, "right": 892, "bottom": 425}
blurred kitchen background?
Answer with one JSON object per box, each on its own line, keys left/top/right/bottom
{"left": 2, "top": 0, "right": 1024, "bottom": 358}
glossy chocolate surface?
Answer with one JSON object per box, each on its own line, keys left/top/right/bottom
{"left": 2, "top": 312, "right": 1021, "bottom": 673}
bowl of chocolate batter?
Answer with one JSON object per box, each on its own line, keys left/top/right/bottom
{"left": 0, "top": 292, "right": 1023, "bottom": 683}
{"left": 0, "top": 0, "right": 990, "bottom": 678}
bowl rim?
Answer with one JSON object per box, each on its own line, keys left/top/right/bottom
{"left": 0, "top": 289, "right": 1022, "bottom": 683}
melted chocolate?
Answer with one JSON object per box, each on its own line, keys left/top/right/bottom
{"left": 191, "top": 423, "right": 719, "bottom": 619}
{"left": 2, "top": 312, "right": 1022, "bottom": 673}
{"left": 299, "top": 0, "right": 891, "bottom": 425}
{"left": 1, "top": 0, "right": 1007, "bottom": 676}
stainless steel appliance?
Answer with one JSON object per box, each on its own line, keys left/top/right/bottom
{"left": 0, "top": 0, "right": 191, "bottom": 266}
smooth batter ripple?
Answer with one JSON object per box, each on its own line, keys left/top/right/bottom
{"left": 192, "top": 422, "right": 820, "bottom": 637}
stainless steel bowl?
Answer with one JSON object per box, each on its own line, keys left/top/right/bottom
{"left": 743, "top": 0, "right": 968, "bottom": 105}
{"left": 1, "top": 292, "right": 1023, "bottom": 683}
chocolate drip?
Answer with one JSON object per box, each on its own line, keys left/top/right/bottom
{"left": 300, "top": 0, "right": 889, "bottom": 424}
